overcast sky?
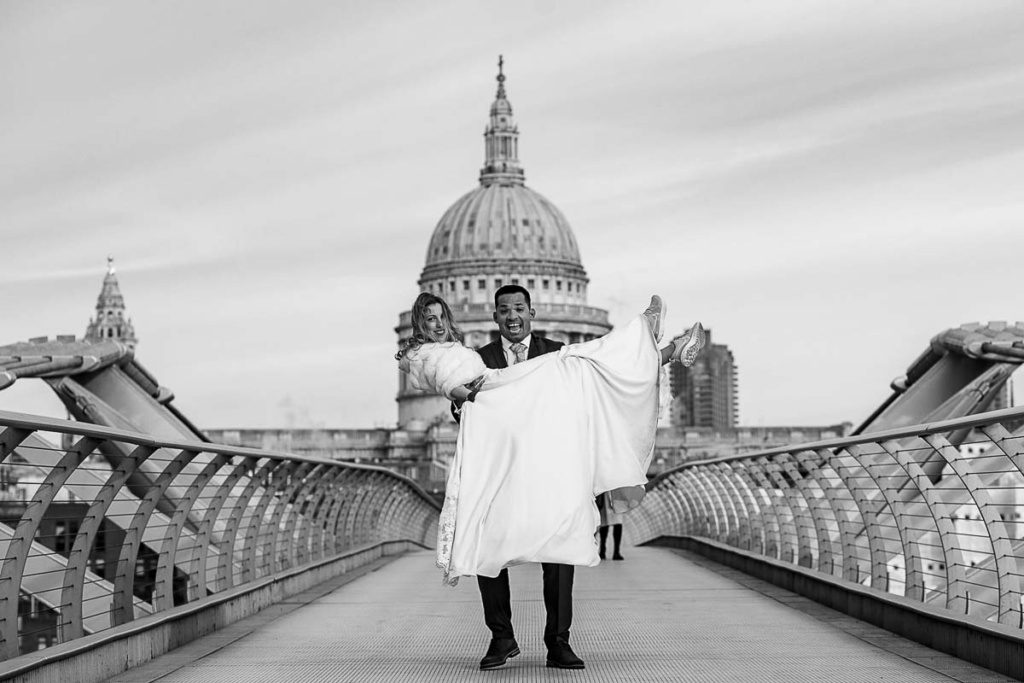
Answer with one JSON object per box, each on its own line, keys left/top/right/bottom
{"left": 1, "top": 0, "right": 1022, "bottom": 429}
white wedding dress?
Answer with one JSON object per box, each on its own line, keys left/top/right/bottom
{"left": 399, "top": 315, "right": 660, "bottom": 584}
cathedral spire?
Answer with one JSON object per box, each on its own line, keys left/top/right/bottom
{"left": 496, "top": 55, "right": 506, "bottom": 100}
{"left": 85, "top": 256, "right": 138, "bottom": 350}
{"left": 480, "top": 55, "right": 525, "bottom": 187}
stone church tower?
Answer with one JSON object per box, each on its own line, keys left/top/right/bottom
{"left": 84, "top": 256, "right": 137, "bottom": 350}
{"left": 396, "top": 58, "right": 612, "bottom": 427}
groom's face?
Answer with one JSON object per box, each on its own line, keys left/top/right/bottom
{"left": 493, "top": 292, "right": 534, "bottom": 343}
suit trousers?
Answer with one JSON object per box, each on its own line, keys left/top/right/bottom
{"left": 477, "top": 563, "right": 574, "bottom": 643}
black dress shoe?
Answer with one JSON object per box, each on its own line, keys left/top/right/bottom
{"left": 546, "top": 642, "right": 585, "bottom": 669}
{"left": 480, "top": 637, "right": 520, "bottom": 670}
{"left": 612, "top": 552, "right": 624, "bottom": 560}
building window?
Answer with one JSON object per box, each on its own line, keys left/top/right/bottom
{"left": 556, "top": 280, "right": 562, "bottom": 291}
{"left": 511, "top": 278, "right": 519, "bottom": 285}
{"left": 449, "top": 281, "right": 456, "bottom": 292}
{"left": 462, "top": 280, "right": 470, "bottom": 291}
{"left": 527, "top": 278, "right": 535, "bottom": 289}
{"left": 542, "top": 279, "right": 549, "bottom": 290}
{"left": 478, "top": 279, "right": 486, "bottom": 289}
{"left": 495, "top": 279, "right": 503, "bottom": 288}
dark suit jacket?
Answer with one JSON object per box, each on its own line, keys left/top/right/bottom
{"left": 451, "top": 333, "right": 564, "bottom": 421}
{"left": 477, "top": 333, "right": 564, "bottom": 370}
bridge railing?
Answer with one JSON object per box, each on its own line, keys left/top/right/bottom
{"left": 0, "top": 409, "right": 440, "bottom": 660}
{"left": 630, "top": 406, "right": 1024, "bottom": 628}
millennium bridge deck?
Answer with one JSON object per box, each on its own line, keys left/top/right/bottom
{"left": 105, "top": 546, "right": 1012, "bottom": 683}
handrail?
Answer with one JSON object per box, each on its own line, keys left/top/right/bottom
{"left": 0, "top": 410, "right": 440, "bottom": 659}
{"left": 631, "top": 405, "right": 1024, "bottom": 629}
{"left": 648, "top": 404, "right": 1024, "bottom": 487}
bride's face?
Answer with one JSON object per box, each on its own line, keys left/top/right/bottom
{"left": 423, "top": 303, "right": 449, "bottom": 342}
{"left": 493, "top": 292, "right": 534, "bottom": 343}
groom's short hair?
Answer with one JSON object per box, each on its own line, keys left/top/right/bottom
{"left": 494, "top": 284, "right": 531, "bottom": 308}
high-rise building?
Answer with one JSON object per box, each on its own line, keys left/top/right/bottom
{"left": 396, "top": 58, "right": 611, "bottom": 428}
{"left": 668, "top": 329, "right": 737, "bottom": 430}
{"left": 84, "top": 256, "right": 137, "bottom": 350}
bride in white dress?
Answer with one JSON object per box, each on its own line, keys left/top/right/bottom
{"left": 397, "top": 292, "right": 704, "bottom": 584}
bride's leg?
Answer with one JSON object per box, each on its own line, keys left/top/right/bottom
{"left": 669, "top": 322, "right": 706, "bottom": 367}
{"left": 641, "top": 295, "right": 665, "bottom": 342}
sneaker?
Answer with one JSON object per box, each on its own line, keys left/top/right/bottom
{"left": 671, "top": 322, "right": 705, "bottom": 366}
{"left": 642, "top": 295, "right": 666, "bottom": 343}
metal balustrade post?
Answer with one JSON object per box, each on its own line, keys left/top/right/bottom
{"left": 743, "top": 461, "right": 787, "bottom": 560}
{"left": 788, "top": 452, "right": 840, "bottom": 576}
{"left": 215, "top": 458, "right": 276, "bottom": 591}
{"left": 294, "top": 465, "right": 339, "bottom": 562}
{"left": 828, "top": 447, "right": 892, "bottom": 588}
{"left": 323, "top": 473, "right": 353, "bottom": 555}
{"left": 241, "top": 460, "right": 293, "bottom": 583}
{"left": 846, "top": 443, "right": 925, "bottom": 599}
{"left": 0, "top": 435, "right": 102, "bottom": 659}
{"left": 764, "top": 457, "right": 816, "bottom": 568}
{"left": 923, "top": 433, "right": 1023, "bottom": 625}
{"left": 283, "top": 464, "right": 335, "bottom": 568}
{"left": 680, "top": 470, "right": 716, "bottom": 537}
{"left": 58, "top": 444, "right": 156, "bottom": 642}
{"left": 816, "top": 448, "right": 874, "bottom": 584}
{"left": 710, "top": 463, "right": 752, "bottom": 550}
{"left": 876, "top": 439, "right": 968, "bottom": 610}
{"left": 278, "top": 464, "right": 326, "bottom": 570}
{"left": 152, "top": 453, "right": 230, "bottom": 610}
{"left": 374, "top": 486, "right": 404, "bottom": 543}
{"left": 725, "top": 463, "right": 764, "bottom": 553}
{"left": 342, "top": 482, "right": 371, "bottom": 548}
{"left": 188, "top": 456, "right": 257, "bottom": 600}
{"left": 640, "top": 489, "right": 671, "bottom": 540}
{"left": 802, "top": 450, "right": 863, "bottom": 581}
{"left": 355, "top": 475, "right": 389, "bottom": 545}
{"left": 303, "top": 466, "right": 348, "bottom": 565}
{"left": 664, "top": 474, "right": 694, "bottom": 535}
{"left": 636, "top": 490, "right": 671, "bottom": 540}
{"left": 395, "top": 494, "right": 418, "bottom": 541}
{"left": 694, "top": 468, "right": 735, "bottom": 544}
{"left": 259, "top": 462, "right": 313, "bottom": 575}
{"left": 112, "top": 449, "right": 200, "bottom": 626}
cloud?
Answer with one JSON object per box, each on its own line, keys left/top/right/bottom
{"left": 2, "top": 0, "right": 1022, "bottom": 429}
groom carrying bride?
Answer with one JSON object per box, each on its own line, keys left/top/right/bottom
{"left": 454, "top": 284, "right": 583, "bottom": 670}
{"left": 401, "top": 285, "right": 705, "bottom": 671}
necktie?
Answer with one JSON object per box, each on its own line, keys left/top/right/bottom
{"left": 510, "top": 342, "right": 527, "bottom": 364}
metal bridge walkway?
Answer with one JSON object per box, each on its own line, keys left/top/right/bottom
{"left": 105, "top": 546, "right": 1012, "bottom": 683}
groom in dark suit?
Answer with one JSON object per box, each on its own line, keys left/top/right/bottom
{"left": 453, "top": 284, "right": 585, "bottom": 671}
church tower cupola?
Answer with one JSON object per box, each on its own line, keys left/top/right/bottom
{"left": 85, "top": 256, "right": 138, "bottom": 350}
{"left": 480, "top": 56, "right": 525, "bottom": 187}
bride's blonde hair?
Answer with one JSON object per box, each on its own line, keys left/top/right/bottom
{"left": 395, "top": 292, "right": 464, "bottom": 360}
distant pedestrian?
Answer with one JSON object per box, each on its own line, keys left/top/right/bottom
{"left": 596, "top": 493, "right": 625, "bottom": 560}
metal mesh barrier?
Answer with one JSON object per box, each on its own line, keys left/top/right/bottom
{"left": 0, "top": 410, "right": 440, "bottom": 659}
{"left": 630, "top": 406, "right": 1024, "bottom": 629}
